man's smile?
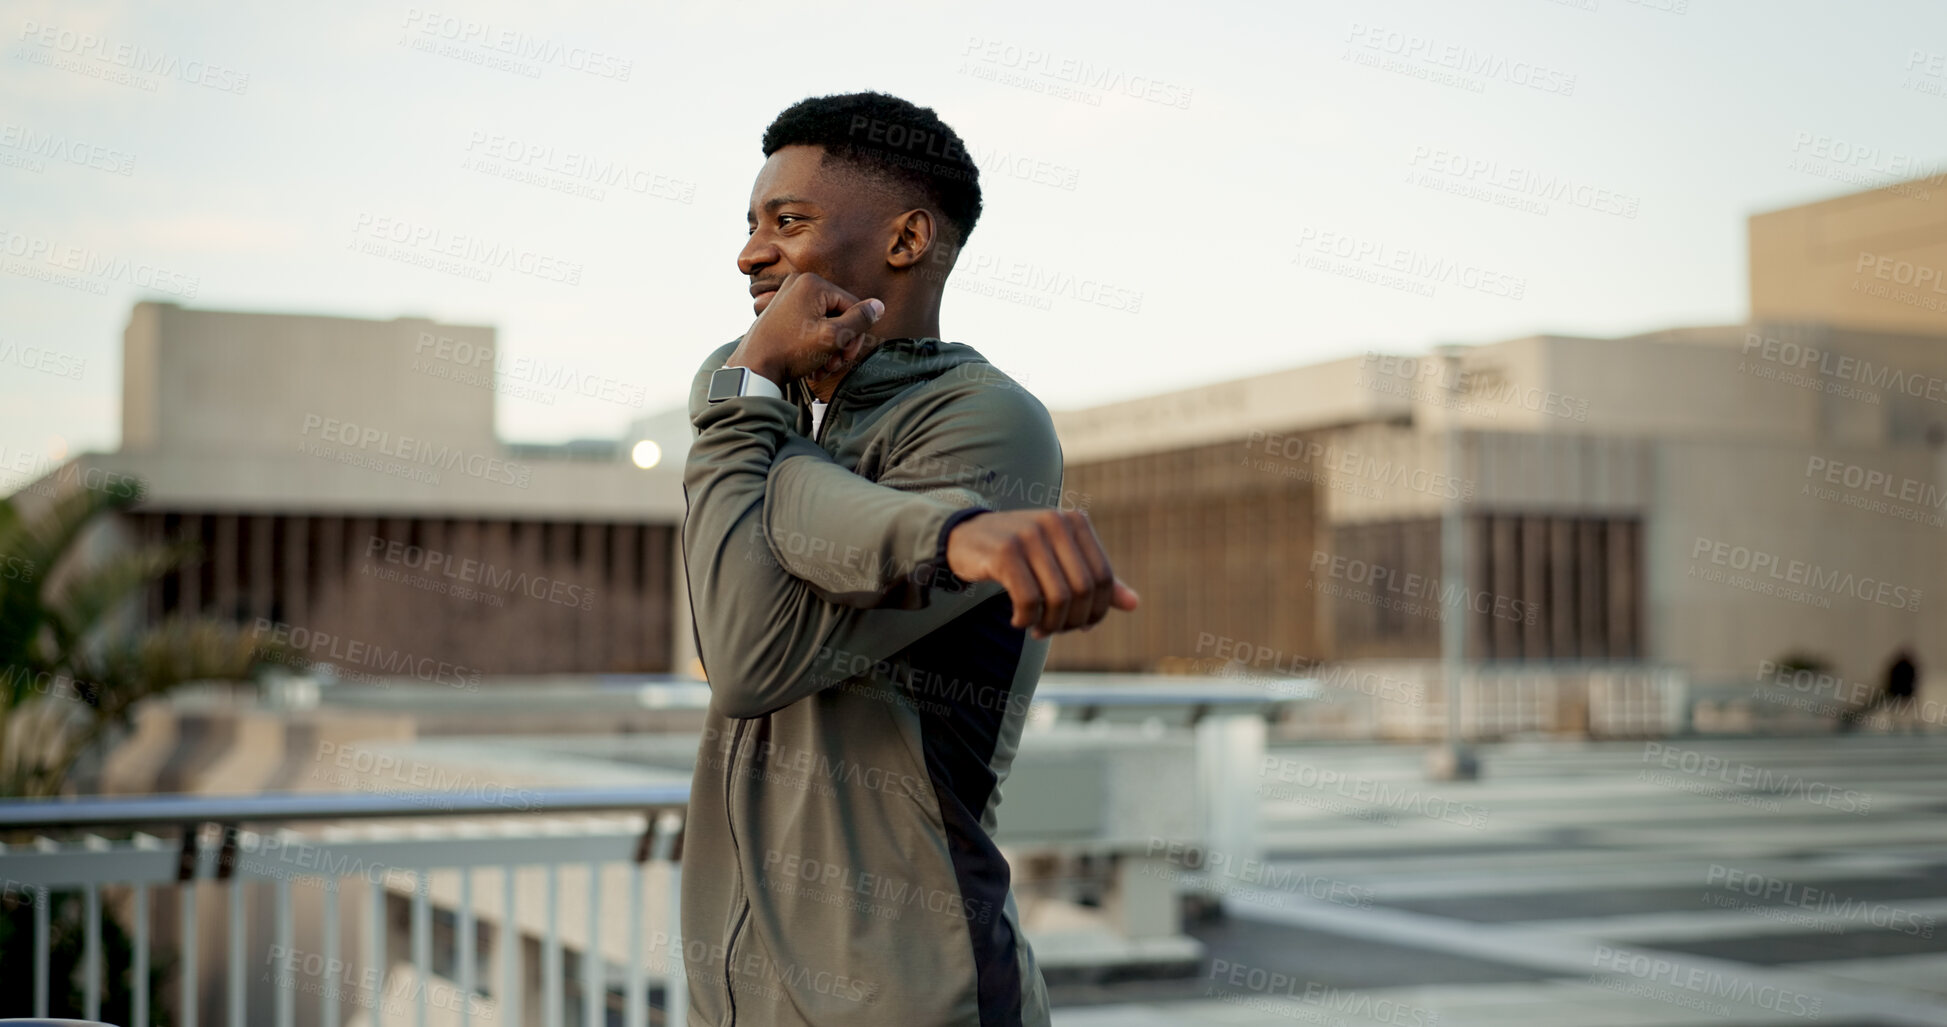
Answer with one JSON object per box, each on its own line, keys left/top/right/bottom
{"left": 750, "top": 278, "right": 781, "bottom": 315}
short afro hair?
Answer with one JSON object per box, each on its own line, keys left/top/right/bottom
{"left": 762, "top": 91, "right": 983, "bottom": 245}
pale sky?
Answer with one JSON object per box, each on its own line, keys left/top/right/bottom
{"left": 4, "top": 0, "right": 1945, "bottom": 467}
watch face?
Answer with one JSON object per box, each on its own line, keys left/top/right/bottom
{"left": 707, "top": 366, "right": 747, "bottom": 402}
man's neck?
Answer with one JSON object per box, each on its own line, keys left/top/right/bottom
{"left": 804, "top": 308, "right": 939, "bottom": 402}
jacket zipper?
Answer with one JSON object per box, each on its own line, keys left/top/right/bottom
{"left": 722, "top": 716, "right": 751, "bottom": 1023}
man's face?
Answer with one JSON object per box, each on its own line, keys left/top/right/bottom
{"left": 739, "top": 144, "right": 897, "bottom": 317}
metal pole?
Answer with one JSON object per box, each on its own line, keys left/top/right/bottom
{"left": 1429, "top": 344, "right": 1479, "bottom": 781}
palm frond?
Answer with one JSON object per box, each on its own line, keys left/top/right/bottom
{"left": 44, "top": 540, "right": 197, "bottom": 659}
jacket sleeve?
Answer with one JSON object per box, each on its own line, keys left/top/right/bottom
{"left": 681, "top": 343, "right": 1061, "bottom": 719}
{"left": 760, "top": 364, "right": 1068, "bottom": 609}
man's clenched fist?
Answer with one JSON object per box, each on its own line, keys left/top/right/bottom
{"left": 945, "top": 508, "right": 1140, "bottom": 640}
{"left": 729, "top": 271, "right": 883, "bottom": 386}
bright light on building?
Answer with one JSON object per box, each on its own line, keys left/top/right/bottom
{"left": 631, "top": 440, "right": 662, "bottom": 469}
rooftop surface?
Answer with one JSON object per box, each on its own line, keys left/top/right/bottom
{"left": 1051, "top": 732, "right": 1947, "bottom": 1026}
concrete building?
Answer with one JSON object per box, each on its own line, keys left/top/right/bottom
{"left": 41, "top": 303, "right": 689, "bottom": 677}
{"left": 1050, "top": 179, "right": 1945, "bottom": 719}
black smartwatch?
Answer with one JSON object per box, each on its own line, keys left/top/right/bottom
{"left": 708, "top": 365, "right": 785, "bottom": 403}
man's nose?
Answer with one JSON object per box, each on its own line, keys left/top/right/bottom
{"left": 738, "top": 235, "right": 777, "bottom": 277}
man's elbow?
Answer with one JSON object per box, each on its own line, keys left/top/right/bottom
{"left": 701, "top": 650, "right": 804, "bottom": 719}
{"left": 711, "top": 685, "right": 786, "bottom": 720}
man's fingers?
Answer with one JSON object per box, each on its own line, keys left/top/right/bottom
{"left": 827, "top": 297, "right": 883, "bottom": 353}
{"left": 994, "top": 537, "right": 1044, "bottom": 632}
{"left": 1064, "top": 511, "right": 1117, "bottom": 629}
{"left": 1039, "top": 513, "right": 1100, "bottom": 633}
{"left": 1020, "top": 527, "right": 1073, "bottom": 639}
{"left": 1112, "top": 578, "right": 1140, "bottom": 611}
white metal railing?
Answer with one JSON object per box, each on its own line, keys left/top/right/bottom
{"left": 0, "top": 787, "right": 689, "bottom": 1027}
{"left": 1, "top": 679, "right": 1291, "bottom": 1026}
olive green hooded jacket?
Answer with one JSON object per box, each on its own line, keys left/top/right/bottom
{"left": 679, "top": 335, "right": 1063, "bottom": 1026}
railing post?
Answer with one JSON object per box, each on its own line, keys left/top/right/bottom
{"left": 583, "top": 860, "right": 602, "bottom": 1027}
{"left": 413, "top": 869, "right": 432, "bottom": 1027}
{"left": 458, "top": 867, "right": 475, "bottom": 1027}
{"left": 1195, "top": 712, "right": 1265, "bottom": 865}
{"left": 33, "top": 882, "right": 49, "bottom": 1017}
{"left": 322, "top": 876, "right": 341, "bottom": 1027}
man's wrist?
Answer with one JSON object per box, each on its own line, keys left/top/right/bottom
{"left": 726, "top": 355, "right": 790, "bottom": 387}
{"left": 934, "top": 506, "right": 991, "bottom": 582}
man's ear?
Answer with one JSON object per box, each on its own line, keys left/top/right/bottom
{"left": 886, "top": 209, "right": 938, "bottom": 270}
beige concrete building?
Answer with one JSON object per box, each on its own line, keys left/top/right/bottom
{"left": 1750, "top": 179, "right": 1947, "bottom": 334}
{"left": 38, "top": 303, "right": 689, "bottom": 677}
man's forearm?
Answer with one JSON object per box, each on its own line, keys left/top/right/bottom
{"left": 681, "top": 364, "right": 997, "bottom": 717}
{"left": 762, "top": 433, "right": 990, "bottom": 608}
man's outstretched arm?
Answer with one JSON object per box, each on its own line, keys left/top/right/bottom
{"left": 683, "top": 378, "right": 1003, "bottom": 718}
{"left": 720, "top": 272, "right": 1135, "bottom": 628}
{"left": 682, "top": 276, "right": 1133, "bottom": 717}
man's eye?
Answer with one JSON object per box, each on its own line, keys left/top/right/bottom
{"left": 778, "top": 214, "right": 802, "bottom": 227}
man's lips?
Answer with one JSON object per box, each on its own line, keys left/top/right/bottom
{"left": 750, "top": 281, "right": 780, "bottom": 314}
